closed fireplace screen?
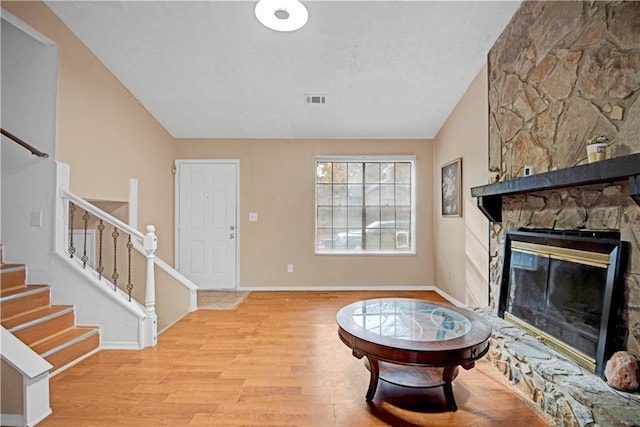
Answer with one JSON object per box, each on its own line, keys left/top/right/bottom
{"left": 499, "top": 230, "right": 626, "bottom": 377}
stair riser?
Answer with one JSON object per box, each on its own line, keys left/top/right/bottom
{"left": 1, "top": 269, "right": 26, "bottom": 290}
{"left": 46, "top": 333, "right": 100, "bottom": 372}
{"left": 1, "top": 290, "right": 50, "bottom": 320}
{"left": 13, "top": 312, "right": 75, "bottom": 346}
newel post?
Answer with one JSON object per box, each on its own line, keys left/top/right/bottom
{"left": 143, "top": 225, "right": 158, "bottom": 347}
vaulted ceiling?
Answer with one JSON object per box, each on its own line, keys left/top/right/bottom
{"left": 45, "top": 0, "right": 521, "bottom": 139}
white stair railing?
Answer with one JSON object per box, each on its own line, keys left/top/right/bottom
{"left": 54, "top": 162, "right": 158, "bottom": 348}
{"left": 59, "top": 189, "right": 159, "bottom": 347}
{"left": 54, "top": 162, "right": 198, "bottom": 348}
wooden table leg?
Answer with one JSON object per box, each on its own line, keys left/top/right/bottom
{"left": 442, "top": 365, "right": 458, "bottom": 411}
{"left": 365, "top": 357, "right": 380, "bottom": 401}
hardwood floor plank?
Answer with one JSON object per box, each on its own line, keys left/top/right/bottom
{"left": 39, "top": 291, "right": 549, "bottom": 426}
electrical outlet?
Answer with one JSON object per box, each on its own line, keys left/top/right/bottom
{"left": 287, "top": 264, "right": 294, "bottom": 273}
{"left": 249, "top": 212, "right": 258, "bottom": 222}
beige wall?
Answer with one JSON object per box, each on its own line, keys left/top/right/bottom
{"left": 433, "top": 65, "right": 490, "bottom": 305}
{"left": 3, "top": 1, "right": 176, "bottom": 262}
{"left": 4, "top": 0, "right": 449, "bottom": 296}
{"left": 176, "top": 139, "right": 435, "bottom": 288}
{"left": 4, "top": 1, "right": 191, "bottom": 330}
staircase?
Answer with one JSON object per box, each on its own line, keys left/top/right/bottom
{"left": 1, "top": 258, "right": 100, "bottom": 374}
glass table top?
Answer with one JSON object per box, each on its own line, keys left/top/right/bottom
{"left": 350, "top": 299, "right": 472, "bottom": 342}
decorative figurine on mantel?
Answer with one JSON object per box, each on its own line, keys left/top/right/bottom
{"left": 488, "top": 167, "right": 500, "bottom": 184}
{"left": 586, "top": 135, "right": 610, "bottom": 163}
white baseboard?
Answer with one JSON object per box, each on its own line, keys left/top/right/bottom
{"left": 27, "top": 408, "right": 52, "bottom": 426}
{"left": 235, "top": 285, "right": 468, "bottom": 307}
{"left": 100, "top": 341, "right": 142, "bottom": 350}
{"left": 0, "top": 414, "right": 23, "bottom": 427}
{"left": 237, "top": 284, "right": 437, "bottom": 292}
{"left": 433, "top": 287, "right": 465, "bottom": 307}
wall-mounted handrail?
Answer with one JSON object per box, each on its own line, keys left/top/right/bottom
{"left": 1, "top": 128, "right": 49, "bottom": 158}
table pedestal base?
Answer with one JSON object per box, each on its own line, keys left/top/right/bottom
{"left": 361, "top": 356, "right": 474, "bottom": 412}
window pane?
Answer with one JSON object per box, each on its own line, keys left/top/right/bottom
{"left": 333, "top": 163, "right": 347, "bottom": 183}
{"left": 365, "top": 184, "right": 379, "bottom": 206}
{"left": 380, "top": 184, "right": 395, "bottom": 206}
{"left": 317, "top": 207, "right": 332, "bottom": 228}
{"left": 347, "top": 230, "right": 363, "bottom": 249}
{"left": 317, "top": 229, "right": 333, "bottom": 249}
{"left": 348, "top": 163, "right": 363, "bottom": 183}
{"left": 365, "top": 163, "right": 380, "bottom": 183}
{"left": 381, "top": 207, "right": 395, "bottom": 223}
{"left": 396, "top": 163, "right": 411, "bottom": 183}
{"left": 333, "top": 184, "right": 347, "bottom": 206}
{"left": 333, "top": 207, "right": 347, "bottom": 228}
{"left": 317, "top": 184, "right": 332, "bottom": 206}
{"left": 347, "top": 184, "right": 362, "bottom": 206}
{"left": 316, "top": 158, "right": 414, "bottom": 254}
{"left": 348, "top": 207, "right": 362, "bottom": 228}
{"left": 365, "top": 231, "right": 380, "bottom": 249}
{"left": 365, "top": 207, "right": 380, "bottom": 227}
{"left": 396, "top": 207, "right": 411, "bottom": 223}
{"left": 396, "top": 229, "right": 410, "bottom": 248}
{"left": 380, "top": 230, "right": 396, "bottom": 250}
{"left": 317, "top": 162, "right": 332, "bottom": 183}
{"left": 381, "top": 163, "right": 395, "bottom": 182}
{"left": 396, "top": 184, "right": 410, "bottom": 206}
{"left": 333, "top": 229, "right": 347, "bottom": 249}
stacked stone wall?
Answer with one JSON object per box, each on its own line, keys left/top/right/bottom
{"left": 486, "top": 2, "right": 640, "bottom": 424}
{"left": 488, "top": 1, "right": 640, "bottom": 177}
{"left": 488, "top": 0, "right": 640, "bottom": 358}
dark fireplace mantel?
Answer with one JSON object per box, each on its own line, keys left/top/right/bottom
{"left": 471, "top": 153, "right": 640, "bottom": 223}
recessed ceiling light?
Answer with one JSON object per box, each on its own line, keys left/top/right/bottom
{"left": 255, "top": 0, "right": 308, "bottom": 32}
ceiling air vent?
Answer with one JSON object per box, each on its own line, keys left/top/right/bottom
{"left": 304, "top": 94, "right": 327, "bottom": 105}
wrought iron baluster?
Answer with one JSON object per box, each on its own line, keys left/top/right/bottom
{"left": 126, "top": 235, "right": 134, "bottom": 302}
{"left": 97, "top": 220, "right": 105, "bottom": 279}
{"left": 112, "top": 227, "right": 119, "bottom": 291}
{"left": 68, "top": 202, "right": 76, "bottom": 258}
{"left": 81, "top": 210, "right": 90, "bottom": 268}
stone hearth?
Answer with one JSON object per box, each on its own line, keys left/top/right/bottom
{"left": 476, "top": 310, "right": 640, "bottom": 427}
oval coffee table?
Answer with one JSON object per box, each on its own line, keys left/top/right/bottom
{"left": 337, "top": 298, "right": 492, "bottom": 411}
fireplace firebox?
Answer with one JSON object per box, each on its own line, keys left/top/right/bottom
{"left": 498, "top": 229, "right": 628, "bottom": 377}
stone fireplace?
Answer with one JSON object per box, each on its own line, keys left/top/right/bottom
{"left": 472, "top": 167, "right": 640, "bottom": 426}
{"left": 499, "top": 229, "right": 627, "bottom": 377}
{"left": 471, "top": 1, "right": 640, "bottom": 425}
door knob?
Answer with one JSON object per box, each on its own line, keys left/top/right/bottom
{"left": 230, "top": 233, "right": 235, "bottom": 239}
{"left": 230, "top": 225, "right": 235, "bottom": 231}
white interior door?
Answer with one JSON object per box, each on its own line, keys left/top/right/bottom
{"left": 176, "top": 161, "right": 238, "bottom": 290}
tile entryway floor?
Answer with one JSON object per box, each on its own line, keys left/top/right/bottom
{"left": 197, "top": 290, "right": 249, "bottom": 310}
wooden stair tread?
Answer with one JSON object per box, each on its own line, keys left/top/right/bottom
{"left": 1, "top": 257, "right": 102, "bottom": 375}
{"left": 1, "top": 263, "right": 25, "bottom": 271}
{"left": 1, "top": 264, "right": 26, "bottom": 291}
{"left": 0, "top": 284, "right": 47, "bottom": 299}
{"left": 1, "top": 305, "right": 73, "bottom": 330}
{"left": 32, "top": 326, "right": 99, "bottom": 355}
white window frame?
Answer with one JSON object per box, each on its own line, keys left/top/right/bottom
{"left": 314, "top": 155, "right": 417, "bottom": 255}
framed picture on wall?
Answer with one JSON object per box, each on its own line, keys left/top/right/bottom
{"left": 441, "top": 158, "right": 462, "bottom": 217}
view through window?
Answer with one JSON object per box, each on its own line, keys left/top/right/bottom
{"left": 315, "top": 156, "right": 415, "bottom": 254}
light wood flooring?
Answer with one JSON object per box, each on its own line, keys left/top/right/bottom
{"left": 40, "top": 291, "right": 549, "bottom": 426}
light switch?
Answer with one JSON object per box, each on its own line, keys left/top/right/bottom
{"left": 249, "top": 212, "right": 258, "bottom": 222}
{"left": 31, "top": 211, "right": 43, "bottom": 227}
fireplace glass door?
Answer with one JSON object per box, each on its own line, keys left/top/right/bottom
{"left": 507, "top": 243, "right": 607, "bottom": 360}
{"left": 499, "top": 230, "right": 626, "bottom": 377}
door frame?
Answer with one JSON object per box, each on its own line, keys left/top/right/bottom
{"left": 174, "top": 159, "right": 240, "bottom": 290}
